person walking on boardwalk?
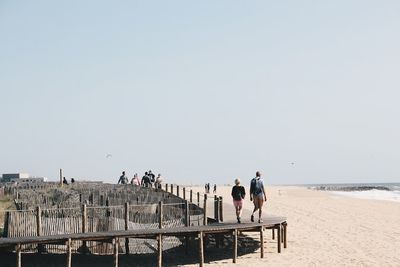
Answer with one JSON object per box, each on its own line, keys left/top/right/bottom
{"left": 213, "top": 184, "right": 217, "bottom": 194}
{"left": 118, "top": 171, "right": 128, "bottom": 184}
{"left": 130, "top": 173, "right": 140, "bottom": 186}
{"left": 141, "top": 172, "right": 152, "bottom": 187}
{"left": 155, "top": 173, "right": 163, "bottom": 189}
{"left": 250, "top": 171, "right": 267, "bottom": 223}
{"left": 148, "top": 170, "right": 155, "bottom": 186}
{"left": 231, "top": 178, "right": 246, "bottom": 223}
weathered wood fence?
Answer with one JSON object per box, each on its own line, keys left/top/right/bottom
{"left": 2, "top": 200, "right": 204, "bottom": 254}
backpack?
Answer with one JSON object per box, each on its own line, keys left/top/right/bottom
{"left": 251, "top": 178, "right": 262, "bottom": 195}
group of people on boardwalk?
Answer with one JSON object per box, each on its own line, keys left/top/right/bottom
{"left": 117, "top": 170, "right": 163, "bottom": 188}
{"left": 231, "top": 171, "right": 266, "bottom": 224}
{"left": 204, "top": 183, "right": 217, "bottom": 194}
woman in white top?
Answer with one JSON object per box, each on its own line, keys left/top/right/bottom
{"left": 130, "top": 173, "right": 141, "bottom": 186}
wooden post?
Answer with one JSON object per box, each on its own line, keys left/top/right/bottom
{"left": 190, "top": 190, "right": 193, "bottom": 203}
{"left": 260, "top": 226, "right": 264, "bottom": 258}
{"left": 159, "top": 201, "right": 163, "bottom": 229}
{"left": 233, "top": 229, "right": 238, "bottom": 263}
{"left": 198, "top": 232, "right": 204, "bottom": 267}
{"left": 16, "top": 243, "right": 21, "bottom": 267}
{"left": 170, "top": 184, "right": 173, "bottom": 194}
{"left": 283, "top": 222, "right": 287, "bottom": 248}
{"left": 183, "top": 188, "right": 186, "bottom": 200}
{"left": 272, "top": 228, "right": 275, "bottom": 240}
{"left": 66, "top": 238, "right": 72, "bottom": 267}
{"left": 36, "top": 206, "right": 41, "bottom": 236}
{"left": 203, "top": 194, "right": 207, "bottom": 225}
{"left": 219, "top": 196, "right": 223, "bottom": 222}
{"left": 185, "top": 200, "right": 190, "bottom": 226}
{"left": 82, "top": 204, "right": 87, "bottom": 233}
{"left": 82, "top": 204, "right": 88, "bottom": 253}
{"left": 197, "top": 192, "right": 200, "bottom": 206}
{"left": 165, "top": 183, "right": 168, "bottom": 192}
{"left": 214, "top": 195, "right": 219, "bottom": 223}
{"left": 157, "top": 234, "right": 162, "bottom": 267}
{"left": 177, "top": 185, "right": 180, "bottom": 197}
{"left": 185, "top": 200, "right": 190, "bottom": 254}
{"left": 113, "top": 238, "right": 119, "bottom": 267}
{"left": 124, "top": 202, "right": 129, "bottom": 254}
{"left": 60, "top": 168, "right": 63, "bottom": 187}
{"left": 277, "top": 224, "right": 281, "bottom": 253}
{"left": 36, "top": 206, "right": 46, "bottom": 253}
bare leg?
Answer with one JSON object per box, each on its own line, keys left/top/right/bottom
{"left": 258, "top": 198, "right": 264, "bottom": 221}
{"left": 252, "top": 198, "right": 259, "bottom": 215}
{"left": 251, "top": 198, "right": 259, "bottom": 222}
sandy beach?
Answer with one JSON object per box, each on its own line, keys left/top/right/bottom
{"left": 183, "top": 185, "right": 400, "bottom": 267}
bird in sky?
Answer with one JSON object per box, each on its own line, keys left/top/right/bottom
{"left": 106, "top": 154, "right": 112, "bottom": 158}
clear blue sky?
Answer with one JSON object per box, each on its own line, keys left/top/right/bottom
{"left": 1, "top": 1, "right": 400, "bottom": 185}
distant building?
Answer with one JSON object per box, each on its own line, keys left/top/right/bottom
{"left": 11, "top": 177, "right": 45, "bottom": 183}
{"left": 1, "top": 173, "right": 46, "bottom": 183}
{"left": 2, "top": 173, "right": 30, "bottom": 182}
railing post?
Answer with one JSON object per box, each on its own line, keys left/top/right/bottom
{"left": 185, "top": 200, "right": 190, "bottom": 226}
{"left": 89, "top": 193, "right": 94, "bottom": 205}
{"left": 214, "top": 195, "right": 219, "bottom": 222}
{"left": 197, "top": 192, "right": 200, "bottom": 206}
{"left": 82, "top": 204, "right": 87, "bottom": 233}
{"left": 165, "top": 183, "right": 168, "bottom": 192}
{"left": 183, "top": 188, "right": 186, "bottom": 200}
{"left": 184, "top": 200, "right": 190, "bottom": 254}
{"left": 36, "top": 206, "right": 46, "bottom": 253}
{"left": 170, "top": 184, "right": 173, "bottom": 194}
{"left": 159, "top": 201, "right": 163, "bottom": 229}
{"left": 36, "top": 206, "right": 41, "bottom": 236}
{"left": 106, "top": 197, "right": 111, "bottom": 217}
{"left": 80, "top": 204, "right": 88, "bottom": 254}
{"left": 219, "top": 196, "right": 223, "bottom": 222}
{"left": 66, "top": 238, "right": 72, "bottom": 267}
{"left": 190, "top": 190, "right": 193, "bottom": 203}
{"left": 177, "top": 185, "right": 180, "bottom": 197}
{"left": 203, "top": 194, "right": 207, "bottom": 225}
{"left": 125, "top": 202, "right": 129, "bottom": 254}
{"left": 113, "top": 238, "right": 119, "bottom": 267}
{"left": 59, "top": 168, "right": 63, "bottom": 187}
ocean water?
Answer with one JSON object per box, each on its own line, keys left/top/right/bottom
{"left": 309, "top": 183, "right": 400, "bottom": 203}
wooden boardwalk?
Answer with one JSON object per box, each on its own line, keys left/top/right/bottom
{"left": 0, "top": 216, "right": 287, "bottom": 267}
